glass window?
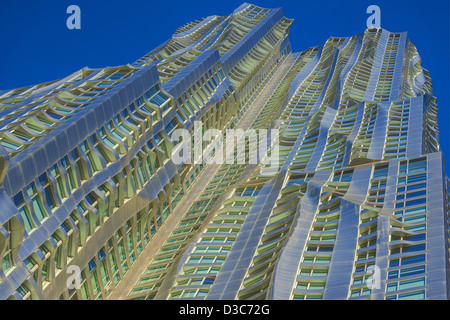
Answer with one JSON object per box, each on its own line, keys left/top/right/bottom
{"left": 19, "top": 207, "right": 34, "bottom": 233}
{"left": 401, "top": 265, "right": 425, "bottom": 278}
{"left": 398, "top": 290, "right": 425, "bottom": 300}
{"left": 31, "top": 197, "right": 46, "bottom": 221}
{"left": 398, "top": 277, "right": 425, "bottom": 290}
{"left": 1, "top": 223, "right": 13, "bottom": 273}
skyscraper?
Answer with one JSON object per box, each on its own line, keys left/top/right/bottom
{"left": 0, "top": 3, "right": 448, "bottom": 300}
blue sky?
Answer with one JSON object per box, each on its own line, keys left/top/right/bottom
{"left": 0, "top": 0, "right": 448, "bottom": 172}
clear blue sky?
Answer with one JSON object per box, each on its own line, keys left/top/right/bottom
{"left": 0, "top": 0, "right": 448, "bottom": 172}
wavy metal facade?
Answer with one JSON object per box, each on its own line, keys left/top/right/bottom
{"left": 0, "top": 3, "right": 448, "bottom": 300}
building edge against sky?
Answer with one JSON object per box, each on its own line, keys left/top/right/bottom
{"left": 0, "top": 3, "right": 448, "bottom": 300}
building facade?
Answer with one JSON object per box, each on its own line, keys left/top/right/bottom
{"left": 0, "top": 3, "right": 448, "bottom": 300}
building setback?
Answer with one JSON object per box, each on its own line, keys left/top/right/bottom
{"left": 0, "top": 3, "right": 448, "bottom": 300}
